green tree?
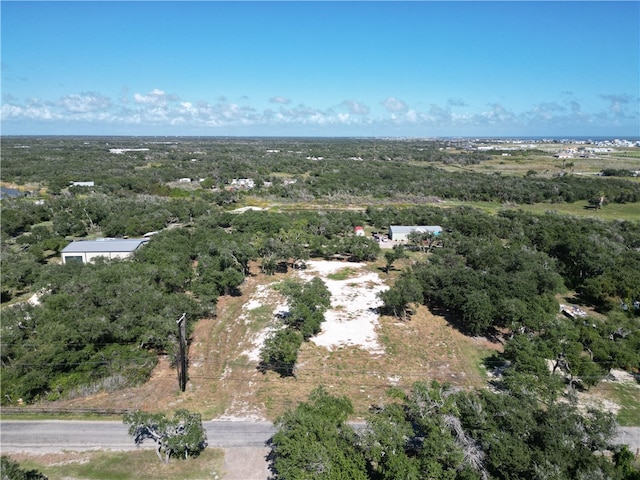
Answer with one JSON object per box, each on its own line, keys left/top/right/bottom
{"left": 407, "top": 230, "right": 439, "bottom": 253}
{"left": 1, "top": 456, "right": 48, "bottom": 480}
{"left": 383, "top": 245, "right": 406, "bottom": 274}
{"left": 379, "top": 270, "right": 422, "bottom": 319}
{"left": 123, "top": 409, "right": 207, "bottom": 463}
{"left": 460, "top": 290, "right": 494, "bottom": 335}
{"left": 259, "top": 328, "right": 303, "bottom": 377}
{"left": 499, "top": 333, "right": 564, "bottom": 402}
{"left": 270, "top": 386, "right": 367, "bottom": 479}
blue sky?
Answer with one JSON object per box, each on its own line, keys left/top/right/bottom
{"left": 2, "top": 1, "right": 639, "bottom": 137}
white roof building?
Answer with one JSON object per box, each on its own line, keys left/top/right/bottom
{"left": 61, "top": 238, "right": 148, "bottom": 264}
{"left": 389, "top": 225, "right": 443, "bottom": 242}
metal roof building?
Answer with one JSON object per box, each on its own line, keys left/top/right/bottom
{"left": 60, "top": 238, "right": 148, "bottom": 264}
{"left": 388, "top": 225, "right": 443, "bottom": 242}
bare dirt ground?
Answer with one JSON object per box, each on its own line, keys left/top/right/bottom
{"left": 222, "top": 447, "right": 271, "bottom": 480}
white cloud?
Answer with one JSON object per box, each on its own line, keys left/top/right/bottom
{"left": 59, "top": 92, "right": 112, "bottom": 113}
{"left": 1, "top": 98, "right": 56, "bottom": 121}
{"left": 427, "top": 104, "right": 453, "bottom": 123}
{"left": 531, "top": 102, "right": 565, "bottom": 120}
{"left": 269, "top": 96, "right": 291, "bottom": 105}
{"left": 600, "top": 93, "right": 637, "bottom": 118}
{"left": 1, "top": 86, "right": 638, "bottom": 136}
{"left": 382, "top": 96, "right": 408, "bottom": 113}
{"left": 133, "top": 88, "right": 178, "bottom": 106}
{"left": 341, "top": 100, "right": 369, "bottom": 115}
{"left": 479, "top": 103, "right": 517, "bottom": 124}
{"left": 404, "top": 110, "right": 419, "bottom": 123}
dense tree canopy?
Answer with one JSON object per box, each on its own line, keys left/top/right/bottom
{"left": 270, "top": 386, "right": 367, "bottom": 479}
{"left": 376, "top": 205, "right": 639, "bottom": 392}
{"left": 270, "top": 382, "right": 636, "bottom": 480}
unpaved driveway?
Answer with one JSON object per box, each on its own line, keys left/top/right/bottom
{"left": 223, "top": 447, "right": 271, "bottom": 480}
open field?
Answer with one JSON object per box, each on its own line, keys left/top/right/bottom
{"left": 437, "top": 145, "right": 640, "bottom": 184}
{"left": 515, "top": 200, "right": 640, "bottom": 221}
{"left": 587, "top": 372, "right": 640, "bottom": 427}
{"left": 435, "top": 199, "right": 640, "bottom": 222}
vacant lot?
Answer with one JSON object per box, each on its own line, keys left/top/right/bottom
{"left": 45, "top": 259, "right": 501, "bottom": 420}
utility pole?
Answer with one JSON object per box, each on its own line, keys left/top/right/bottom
{"left": 176, "top": 313, "right": 187, "bottom": 392}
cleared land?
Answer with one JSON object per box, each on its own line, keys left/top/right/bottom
{"left": 42, "top": 258, "right": 502, "bottom": 420}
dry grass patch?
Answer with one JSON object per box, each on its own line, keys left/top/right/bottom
{"left": 249, "top": 305, "right": 502, "bottom": 419}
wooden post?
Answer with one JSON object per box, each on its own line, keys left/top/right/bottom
{"left": 176, "top": 313, "right": 187, "bottom": 392}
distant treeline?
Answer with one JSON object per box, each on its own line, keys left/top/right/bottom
{"left": 2, "top": 136, "right": 639, "bottom": 205}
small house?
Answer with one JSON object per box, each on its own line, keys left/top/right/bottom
{"left": 61, "top": 238, "right": 148, "bottom": 264}
{"left": 354, "top": 226, "right": 365, "bottom": 236}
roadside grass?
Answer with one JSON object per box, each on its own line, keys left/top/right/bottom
{"left": 0, "top": 412, "right": 123, "bottom": 421}
{"left": 11, "top": 448, "right": 224, "bottom": 480}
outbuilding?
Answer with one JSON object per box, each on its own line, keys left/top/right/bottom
{"left": 61, "top": 238, "right": 148, "bottom": 264}
{"left": 388, "top": 225, "right": 443, "bottom": 242}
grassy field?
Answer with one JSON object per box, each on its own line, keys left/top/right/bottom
{"left": 516, "top": 201, "right": 640, "bottom": 221}
{"left": 435, "top": 199, "right": 640, "bottom": 222}
{"left": 7, "top": 448, "right": 224, "bottom": 480}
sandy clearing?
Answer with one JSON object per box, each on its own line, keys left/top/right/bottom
{"left": 300, "top": 261, "right": 387, "bottom": 353}
{"left": 241, "top": 260, "right": 388, "bottom": 360}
